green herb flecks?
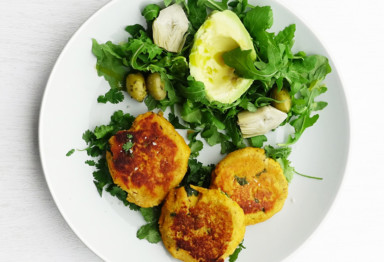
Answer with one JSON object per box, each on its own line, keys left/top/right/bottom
{"left": 122, "top": 142, "right": 134, "bottom": 153}
{"left": 123, "top": 133, "right": 134, "bottom": 154}
{"left": 235, "top": 176, "right": 248, "bottom": 186}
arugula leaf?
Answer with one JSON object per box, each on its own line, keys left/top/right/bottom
{"left": 229, "top": 0, "right": 252, "bottom": 18}
{"left": 142, "top": 4, "right": 160, "bottom": 21}
{"left": 283, "top": 81, "right": 329, "bottom": 146}
{"left": 276, "top": 158, "right": 295, "bottom": 183}
{"left": 125, "top": 24, "right": 146, "bottom": 38}
{"left": 243, "top": 6, "right": 276, "bottom": 61}
{"left": 92, "top": 39, "right": 129, "bottom": 91}
{"left": 264, "top": 145, "right": 292, "bottom": 159}
{"left": 122, "top": 31, "right": 163, "bottom": 71}
{"left": 223, "top": 117, "right": 246, "bottom": 151}
{"left": 285, "top": 55, "right": 331, "bottom": 85}
{"left": 197, "top": 0, "right": 229, "bottom": 11}
{"left": 222, "top": 48, "right": 273, "bottom": 80}
{"left": 275, "top": 24, "right": 296, "bottom": 57}
{"left": 168, "top": 112, "right": 189, "bottom": 129}
{"left": 264, "top": 145, "right": 294, "bottom": 182}
{"left": 181, "top": 100, "right": 203, "bottom": 124}
{"left": 238, "top": 96, "right": 257, "bottom": 112}
{"left": 163, "top": 0, "right": 173, "bottom": 7}
{"left": 243, "top": 5, "right": 273, "bottom": 32}
{"left": 144, "top": 95, "right": 160, "bottom": 111}
{"left": 223, "top": 6, "right": 330, "bottom": 149}
{"left": 265, "top": 145, "right": 322, "bottom": 181}
{"left": 178, "top": 77, "right": 207, "bottom": 102}
{"left": 229, "top": 241, "right": 246, "bottom": 262}
{"left": 169, "top": 56, "right": 189, "bottom": 77}
{"left": 187, "top": 0, "right": 208, "bottom": 30}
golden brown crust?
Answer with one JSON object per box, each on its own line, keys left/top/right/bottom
{"left": 210, "top": 147, "right": 288, "bottom": 225}
{"left": 106, "top": 112, "right": 190, "bottom": 207}
{"left": 159, "top": 186, "right": 245, "bottom": 262}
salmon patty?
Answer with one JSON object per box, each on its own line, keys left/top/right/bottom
{"left": 210, "top": 147, "right": 288, "bottom": 225}
{"left": 159, "top": 186, "right": 245, "bottom": 262}
{"left": 106, "top": 112, "right": 190, "bottom": 207}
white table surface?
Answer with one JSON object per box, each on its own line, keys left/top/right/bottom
{"left": 1, "top": 0, "right": 383, "bottom": 261}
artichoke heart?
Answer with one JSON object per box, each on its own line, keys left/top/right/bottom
{"left": 237, "top": 106, "right": 288, "bottom": 138}
{"left": 152, "top": 4, "right": 189, "bottom": 53}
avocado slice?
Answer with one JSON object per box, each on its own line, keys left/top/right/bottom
{"left": 189, "top": 10, "right": 256, "bottom": 104}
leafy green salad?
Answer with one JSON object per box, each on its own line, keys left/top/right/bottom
{"left": 68, "top": 0, "right": 331, "bottom": 261}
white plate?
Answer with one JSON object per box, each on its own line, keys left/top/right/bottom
{"left": 39, "top": 0, "right": 350, "bottom": 261}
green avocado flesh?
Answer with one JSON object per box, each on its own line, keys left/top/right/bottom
{"left": 189, "top": 10, "right": 256, "bottom": 104}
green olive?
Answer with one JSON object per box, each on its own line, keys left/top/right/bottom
{"left": 146, "top": 72, "right": 167, "bottom": 101}
{"left": 270, "top": 87, "right": 292, "bottom": 113}
{"left": 126, "top": 72, "right": 147, "bottom": 102}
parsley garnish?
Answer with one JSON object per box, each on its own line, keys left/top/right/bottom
{"left": 122, "top": 141, "right": 133, "bottom": 153}
{"left": 122, "top": 133, "right": 134, "bottom": 153}
{"left": 66, "top": 149, "right": 75, "bottom": 156}
{"left": 180, "top": 159, "right": 215, "bottom": 196}
{"left": 137, "top": 206, "right": 162, "bottom": 243}
{"left": 76, "top": 108, "right": 218, "bottom": 244}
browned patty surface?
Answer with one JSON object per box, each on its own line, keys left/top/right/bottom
{"left": 211, "top": 147, "right": 288, "bottom": 225}
{"left": 106, "top": 112, "right": 190, "bottom": 207}
{"left": 159, "top": 186, "right": 245, "bottom": 262}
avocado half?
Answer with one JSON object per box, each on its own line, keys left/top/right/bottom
{"left": 189, "top": 10, "right": 256, "bottom": 104}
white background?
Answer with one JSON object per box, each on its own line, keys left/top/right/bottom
{"left": 1, "top": 0, "right": 383, "bottom": 261}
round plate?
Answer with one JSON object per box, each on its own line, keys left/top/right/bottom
{"left": 39, "top": 0, "right": 350, "bottom": 261}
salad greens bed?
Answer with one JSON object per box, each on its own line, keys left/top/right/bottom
{"left": 68, "top": 0, "right": 331, "bottom": 260}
